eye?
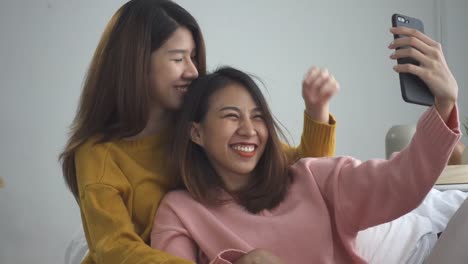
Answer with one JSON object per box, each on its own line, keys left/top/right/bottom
{"left": 253, "top": 113, "right": 264, "bottom": 120}
{"left": 172, "top": 58, "right": 183, "bottom": 62}
{"left": 224, "top": 113, "right": 239, "bottom": 119}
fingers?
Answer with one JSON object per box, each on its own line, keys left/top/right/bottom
{"left": 323, "top": 75, "right": 340, "bottom": 98}
{"left": 388, "top": 27, "right": 444, "bottom": 79}
{"left": 392, "top": 63, "right": 425, "bottom": 78}
{"left": 389, "top": 27, "right": 444, "bottom": 66}
{"left": 389, "top": 26, "right": 458, "bottom": 118}
{"left": 303, "top": 66, "right": 320, "bottom": 86}
{"left": 309, "top": 68, "right": 330, "bottom": 89}
{"left": 303, "top": 67, "right": 332, "bottom": 89}
{"left": 390, "top": 46, "right": 431, "bottom": 66}
{"left": 303, "top": 67, "right": 340, "bottom": 96}
{"left": 390, "top": 26, "right": 439, "bottom": 47}
{"left": 389, "top": 35, "right": 432, "bottom": 57}
{"left": 302, "top": 67, "right": 339, "bottom": 108}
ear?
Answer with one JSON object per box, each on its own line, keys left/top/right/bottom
{"left": 190, "top": 122, "right": 203, "bottom": 146}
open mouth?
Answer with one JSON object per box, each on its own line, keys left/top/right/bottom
{"left": 230, "top": 144, "right": 257, "bottom": 158}
{"left": 175, "top": 85, "right": 188, "bottom": 93}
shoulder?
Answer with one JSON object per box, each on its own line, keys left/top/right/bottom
{"left": 76, "top": 137, "right": 113, "bottom": 161}
{"left": 75, "top": 137, "right": 121, "bottom": 185}
{"left": 160, "top": 190, "right": 196, "bottom": 209}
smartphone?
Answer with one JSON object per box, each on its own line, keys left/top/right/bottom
{"left": 391, "top": 13, "right": 434, "bottom": 106}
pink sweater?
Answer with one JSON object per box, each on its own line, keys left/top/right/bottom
{"left": 151, "top": 107, "right": 461, "bottom": 264}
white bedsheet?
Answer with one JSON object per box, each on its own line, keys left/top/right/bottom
{"left": 356, "top": 189, "right": 468, "bottom": 264}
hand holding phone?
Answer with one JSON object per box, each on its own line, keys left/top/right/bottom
{"left": 390, "top": 14, "right": 458, "bottom": 121}
{"left": 391, "top": 14, "right": 434, "bottom": 106}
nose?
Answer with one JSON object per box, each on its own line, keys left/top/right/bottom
{"left": 183, "top": 59, "right": 199, "bottom": 80}
{"left": 237, "top": 118, "right": 257, "bottom": 137}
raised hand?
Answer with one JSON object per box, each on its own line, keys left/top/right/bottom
{"left": 389, "top": 27, "right": 458, "bottom": 121}
{"left": 302, "top": 66, "right": 340, "bottom": 123}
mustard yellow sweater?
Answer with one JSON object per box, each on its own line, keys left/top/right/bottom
{"left": 75, "top": 112, "right": 336, "bottom": 264}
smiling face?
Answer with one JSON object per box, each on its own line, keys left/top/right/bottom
{"left": 149, "top": 26, "right": 199, "bottom": 112}
{"left": 190, "top": 83, "right": 269, "bottom": 191}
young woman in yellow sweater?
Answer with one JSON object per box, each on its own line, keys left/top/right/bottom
{"left": 59, "top": 0, "right": 337, "bottom": 263}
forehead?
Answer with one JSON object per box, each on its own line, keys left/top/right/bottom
{"left": 208, "top": 83, "right": 258, "bottom": 110}
{"left": 160, "top": 26, "right": 196, "bottom": 51}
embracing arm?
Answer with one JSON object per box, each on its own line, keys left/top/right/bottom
{"left": 80, "top": 185, "right": 191, "bottom": 264}
{"left": 76, "top": 144, "right": 191, "bottom": 264}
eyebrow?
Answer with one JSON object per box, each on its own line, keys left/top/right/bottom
{"left": 166, "top": 49, "right": 195, "bottom": 55}
{"left": 218, "top": 106, "right": 262, "bottom": 113}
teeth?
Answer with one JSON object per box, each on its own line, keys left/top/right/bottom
{"left": 176, "top": 86, "right": 188, "bottom": 92}
{"left": 232, "top": 145, "right": 255, "bottom": 153}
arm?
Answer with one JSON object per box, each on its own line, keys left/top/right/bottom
{"left": 80, "top": 185, "right": 191, "bottom": 264}
{"left": 318, "top": 28, "right": 460, "bottom": 233}
{"left": 292, "top": 111, "right": 336, "bottom": 158}
{"left": 76, "top": 145, "right": 191, "bottom": 264}
{"left": 312, "top": 106, "right": 461, "bottom": 234}
{"left": 285, "top": 67, "right": 340, "bottom": 160}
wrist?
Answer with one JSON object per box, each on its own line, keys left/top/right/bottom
{"left": 434, "top": 98, "right": 456, "bottom": 123}
{"left": 305, "top": 104, "right": 329, "bottom": 123}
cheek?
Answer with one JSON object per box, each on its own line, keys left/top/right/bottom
{"left": 258, "top": 124, "right": 269, "bottom": 142}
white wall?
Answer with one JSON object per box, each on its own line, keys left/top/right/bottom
{"left": 0, "top": 0, "right": 466, "bottom": 263}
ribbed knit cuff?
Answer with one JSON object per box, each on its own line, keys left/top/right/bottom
{"left": 417, "top": 105, "right": 461, "bottom": 159}
{"left": 302, "top": 111, "right": 336, "bottom": 156}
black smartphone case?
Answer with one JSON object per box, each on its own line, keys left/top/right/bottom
{"left": 392, "top": 14, "right": 434, "bottom": 106}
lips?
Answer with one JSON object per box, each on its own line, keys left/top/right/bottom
{"left": 175, "top": 82, "right": 191, "bottom": 93}
{"left": 230, "top": 143, "right": 257, "bottom": 158}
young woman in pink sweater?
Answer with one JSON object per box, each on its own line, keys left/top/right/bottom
{"left": 151, "top": 27, "right": 461, "bottom": 264}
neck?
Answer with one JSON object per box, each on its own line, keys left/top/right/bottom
{"left": 221, "top": 172, "right": 252, "bottom": 192}
{"left": 126, "top": 106, "right": 174, "bottom": 140}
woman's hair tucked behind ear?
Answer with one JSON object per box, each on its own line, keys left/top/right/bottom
{"left": 171, "top": 66, "right": 291, "bottom": 214}
{"left": 59, "top": 0, "right": 206, "bottom": 201}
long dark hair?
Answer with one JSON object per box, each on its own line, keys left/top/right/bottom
{"left": 171, "top": 66, "right": 291, "bottom": 213}
{"left": 59, "top": 0, "right": 206, "bottom": 201}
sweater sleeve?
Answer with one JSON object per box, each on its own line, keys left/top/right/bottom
{"left": 150, "top": 197, "right": 198, "bottom": 262}
{"left": 310, "top": 106, "right": 461, "bottom": 235}
{"left": 76, "top": 145, "right": 191, "bottom": 264}
{"left": 285, "top": 111, "right": 336, "bottom": 162}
